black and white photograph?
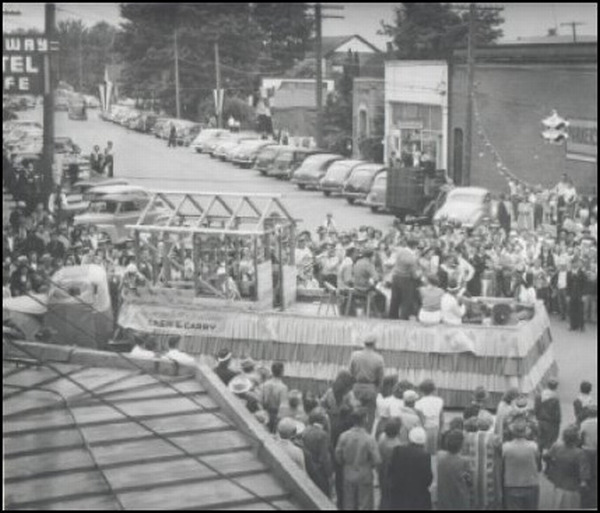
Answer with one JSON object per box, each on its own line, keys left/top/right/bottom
{"left": 2, "top": 2, "right": 597, "bottom": 510}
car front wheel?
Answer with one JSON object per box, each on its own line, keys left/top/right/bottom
{"left": 347, "top": 198, "right": 355, "bottom": 205}
{"left": 323, "top": 191, "right": 331, "bottom": 197}
{"left": 298, "top": 184, "right": 305, "bottom": 190}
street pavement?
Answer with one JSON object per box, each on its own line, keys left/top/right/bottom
{"left": 50, "top": 108, "right": 396, "bottom": 233}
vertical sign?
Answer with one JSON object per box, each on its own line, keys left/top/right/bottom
{"left": 3, "top": 35, "right": 48, "bottom": 94}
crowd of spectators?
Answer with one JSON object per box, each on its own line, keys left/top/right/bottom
{"left": 214, "top": 335, "right": 597, "bottom": 510}
{"left": 294, "top": 175, "right": 597, "bottom": 330}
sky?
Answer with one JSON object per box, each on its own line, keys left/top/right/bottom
{"left": 3, "top": 3, "right": 598, "bottom": 50}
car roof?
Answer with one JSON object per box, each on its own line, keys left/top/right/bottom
{"left": 74, "top": 178, "right": 130, "bottom": 188}
{"left": 304, "top": 153, "right": 343, "bottom": 162}
{"left": 447, "top": 186, "right": 489, "bottom": 197}
{"left": 329, "top": 159, "right": 364, "bottom": 167}
{"left": 94, "top": 193, "right": 148, "bottom": 203}
{"left": 88, "top": 184, "right": 148, "bottom": 195}
{"left": 351, "top": 163, "right": 386, "bottom": 172}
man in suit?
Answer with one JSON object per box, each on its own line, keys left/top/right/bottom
{"left": 90, "top": 145, "right": 104, "bottom": 175}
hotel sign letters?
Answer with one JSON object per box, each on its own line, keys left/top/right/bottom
{"left": 3, "top": 36, "right": 48, "bottom": 94}
{"left": 567, "top": 119, "right": 597, "bottom": 163}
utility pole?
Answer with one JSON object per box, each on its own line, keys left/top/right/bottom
{"left": 174, "top": 29, "right": 181, "bottom": 118}
{"left": 315, "top": 3, "right": 323, "bottom": 148}
{"left": 464, "top": 2, "right": 476, "bottom": 186}
{"left": 43, "top": 2, "right": 56, "bottom": 204}
{"left": 453, "top": 3, "right": 503, "bottom": 186}
{"left": 215, "top": 41, "right": 222, "bottom": 128}
{"left": 560, "top": 21, "right": 585, "bottom": 42}
{"left": 313, "top": 3, "right": 344, "bottom": 149}
{"left": 78, "top": 29, "right": 84, "bottom": 91}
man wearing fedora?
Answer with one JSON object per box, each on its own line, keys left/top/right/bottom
{"left": 349, "top": 334, "right": 384, "bottom": 432}
{"left": 213, "top": 348, "right": 238, "bottom": 386}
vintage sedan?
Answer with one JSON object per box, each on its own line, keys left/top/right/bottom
{"left": 319, "top": 159, "right": 364, "bottom": 196}
{"left": 342, "top": 163, "right": 386, "bottom": 204}
{"left": 267, "top": 147, "right": 323, "bottom": 179}
{"left": 191, "top": 129, "right": 229, "bottom": 153}
{"left": 73, "top": 191, "right": 167, "bottom": 245}
{"left": 364, "top": 171, "right": 388, "bottom": 213}
{"left": 433, "top": 187, "right": 494, "bottom": 228}
{"left": 254, "top": 145, "right": 282, "bottom": 175}
{"left": 291, "top": 153, "right": 343, "bottom": 190}
{"left": 230, "top": 140, "right": 275, "bottom": 168}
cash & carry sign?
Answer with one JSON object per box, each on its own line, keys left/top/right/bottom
{"left": 3, "top": 35, "right": 48, "bottom": 94}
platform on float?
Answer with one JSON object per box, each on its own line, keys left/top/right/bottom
{"left": 119, "top": 289, "right": 556, "bottom": 408}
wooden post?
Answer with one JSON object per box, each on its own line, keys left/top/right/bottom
{"left": 192, "top": 233, "right": 200, "bottom": 296}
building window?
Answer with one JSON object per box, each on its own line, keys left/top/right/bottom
{"left": 453, "top": 128, "right": 463, "bottom": 185}
{"left": 359, "top": 109, "right": 368, "bottom": 139}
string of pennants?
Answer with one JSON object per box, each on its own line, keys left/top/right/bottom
{"left": 473, "top": 95, "right": 569, "bottom": 192}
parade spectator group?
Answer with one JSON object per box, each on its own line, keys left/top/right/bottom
{"left": 213, "top": 334, "right": 597, "bottom": 510}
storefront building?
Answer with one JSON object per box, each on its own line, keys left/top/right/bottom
{"left": 384, "top": 61, "right": 449, "bottom": 172}
{"left": 449, "top": 42, "right": 597, "bottom": 195}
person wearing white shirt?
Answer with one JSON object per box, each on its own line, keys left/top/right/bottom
{"left": 415, "top": 379, "right": 444, "bottom": 455}
{"left": 129, "top": 338, "right": 158, "bottom": 360}
{"left": 440, "top": 280, "right": 466, "bottom": 325}
{"left": 164, "top": 336, "right": 196, "bottom": 365}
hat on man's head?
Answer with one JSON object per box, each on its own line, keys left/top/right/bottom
{"left": 277, "top": 417, "right": 298, "bottom": 439}
{"left": 217, "top": 348, "right": 232, "bottom": 363}
{"left": 362, "top": 333, "right": 377, "bottom": 346}
{"left": 126, "top": 263, "right": 138, "bottom": 275}
{"left": 408, "top": 427, "right": 427, "bottom": 445}
{"left": 228, "top": 375, "right": 253, "bottom": 395}
{"left": 241, "top": 357, "right": 256, "bottom": 372}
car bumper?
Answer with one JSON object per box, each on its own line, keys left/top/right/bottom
{"left": 266, "top": 167, "right": 289, "bottom": 178}
{"left": 343, "top": 191, "right": 368, "bottom": 201}
{"left": 232, "top": 157, "right": 254, "bottom": 165}
{"left": 320, "top": 183, "right": 343, "bottom": 194}
{"left": 292, "top": 177, "right": 321, "bottom": 189}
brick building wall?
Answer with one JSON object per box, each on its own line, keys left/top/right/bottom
{"left": 449, "top": 44, "right": 597, "bottom": 195}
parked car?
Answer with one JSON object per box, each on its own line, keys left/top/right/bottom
{"left": 364, "top": 171, "right": 388, "bottom": 213}
{"left": 433, "top": 187, "right": 493, "bottom": 228}
{"left": 230, "top": 139, "right": 274, "bottom": 168}
{"left": 291, "top": 153, "right": 343, "bottom": 190}
{"left": 191, "top": 129, "right": 229, "bottom": 153}
{"left": 73, "top": 190, "right": 166, "bottom": 245}
{"left": 342, "top": 163, "right": 386, "bottom": 204}
{"left": 214, "top": 135, "right": 259, "bottom": 161}
{"left": 254, "top": 144, "right": 282, "bottom": 175}
{"left": 319, "top": 159, "right": 364, "bottom": 196}
{"left": 267, "top": 147, "right": 323, "bottom": 179}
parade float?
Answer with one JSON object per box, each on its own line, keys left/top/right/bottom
{"left": 112, "top": 191, "right": 558, "bottom": 408}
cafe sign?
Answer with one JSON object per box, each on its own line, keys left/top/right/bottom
{"left": 566, "top": 119, "right": 597, "bottom": 163}
{"left": 3, "top": 35, "right": 48, "bottom": 94}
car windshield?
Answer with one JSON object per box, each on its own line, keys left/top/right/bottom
{"left": 303, "top": 155, "right": 336, "bottom": 167}
{"left": 374, "top": 173, "right": 387, "bottom": 186}
{"left": 325, "top": 161, "right": 354, "bottom": 180}
{"left": 349, "top": 168, "right": 379, "bottom": 183}
{"left": 258, "top": 148, "right": 278, "bottom": 160}
{"left": 89, "top": 201, "right": 118, "bottom": 214}
{"left": 275, "top": 151, "right": 294, "bottom": 163}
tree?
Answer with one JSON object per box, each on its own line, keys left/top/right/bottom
{"left": 380, "top": 3, "right": 504, "bottom": 60}
{"left": 323, "top": 50, "right": 359, "bottom": 154}
{"left": 116, "top": 3, "right": 311, "bottom": 121}
{"left": 56, "top": 20, "right": 117, "bottom": 94}
{"left": 250, "top": 3, "right": 312, "bottom": 74}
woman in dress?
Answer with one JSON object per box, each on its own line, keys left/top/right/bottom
{"left": 415, "top": 379, "right": 444, "bottom": 455}
{"left": 461, "top": 417, "right": 503, "bottom": 510}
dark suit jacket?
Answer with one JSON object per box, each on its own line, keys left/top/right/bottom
{"left": 388, "top": 444, "right": 433, "bottom": 510}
